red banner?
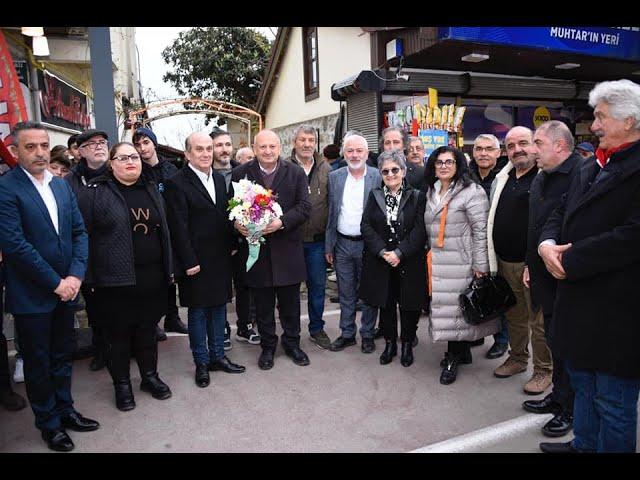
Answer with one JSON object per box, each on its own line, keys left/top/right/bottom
{"left": 0, "top": 31, "right": 27, "bottom": 168}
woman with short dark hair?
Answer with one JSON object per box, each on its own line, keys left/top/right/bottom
{"left": 78, "top": 142, "right": 174, "bottom": 411}
{"left": 424, "top": 146, "right": 498, "bottom": 385}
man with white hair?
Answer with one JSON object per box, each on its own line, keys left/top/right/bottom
{"left": 235, "top": 147, "right": 254, "bottom": 164}
{"left": 325, "top": 135, "right": 381, "bottom": 353}
{"left": 539, "top": 79, "right": 640, "bottom": 453}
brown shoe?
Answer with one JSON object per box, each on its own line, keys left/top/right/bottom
{"left": 524, "top": 371, "right": 553, "bottom": 395}
{"left": 494, "top": 357, "right": 527, "bottom": 378}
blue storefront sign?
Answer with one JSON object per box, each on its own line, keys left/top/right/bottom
{"left": 440, "top": 27, "right": 640, "bottom": 62}
{"left": 419, "top": 129, "right": 449, "bottom": 156}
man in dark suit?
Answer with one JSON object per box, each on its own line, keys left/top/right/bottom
{"left": 232, "top": 129, "right": 311, "bottom": 370}
{"left": 164, "top": 132, "right": 245, "bottom": 388}
{"left": 0, "top": 122, "right": 99, "bottom": 452}
{"left": 521, "top": 121, "right": 580, "bottom": 440}
{"left": 539, "top": 80, "right": 640, "bottom": 453}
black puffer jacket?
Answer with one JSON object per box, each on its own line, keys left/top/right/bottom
{"left": 77, "top": 173, "right": 174, "bottom": 288}
{"left": 66, "top": 159, "right": 108, "bottom": 197}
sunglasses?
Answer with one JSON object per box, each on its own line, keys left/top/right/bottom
{"left": 381, "top": 167, "right": 401, "bottom": 176}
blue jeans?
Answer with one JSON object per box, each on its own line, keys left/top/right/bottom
{"left": 567, "top": 363, "right": 640, "bottom": 453}
{"left": 334, "top": 237, "right": 377, "bottom": 339}
{"left": 303, "top": 241, "right": 326, "bottom": 335}
{"left": 187, "top": 305, "right": 226, "bottom": 365}
{"left": 493, "top": 314, "right": 509, "bottom": 345}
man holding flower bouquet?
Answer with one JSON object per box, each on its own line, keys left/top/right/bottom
{"left": 231, "top": 130, "right": 311, "bottom": 370}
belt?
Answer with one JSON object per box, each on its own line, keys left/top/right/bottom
{"left": 338, "top": 232, "right": 363, "bottom": 241}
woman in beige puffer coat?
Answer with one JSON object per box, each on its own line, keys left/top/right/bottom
{"left": 424, "top": 146, "right": 500, "bottom": 385}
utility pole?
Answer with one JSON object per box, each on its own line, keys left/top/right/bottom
{"left": 88, "top": 27, "right": 118, "bottom": 141}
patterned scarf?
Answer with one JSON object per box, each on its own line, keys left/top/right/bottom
{"left": 383, "top": 184, "right": 403, "bottom": 230}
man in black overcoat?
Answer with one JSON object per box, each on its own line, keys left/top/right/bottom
{"left": 231, "top": 130, "right": 311, "bottom": 370}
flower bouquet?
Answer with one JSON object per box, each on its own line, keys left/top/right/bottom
{"left": 228, "top": 178, "right": 283, "bottom": 271}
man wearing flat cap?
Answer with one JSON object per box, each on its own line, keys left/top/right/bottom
{"left": 575, "top": 141, "right": 595, "bottom": 160}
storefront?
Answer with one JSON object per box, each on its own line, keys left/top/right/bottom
{"left": 332, "top": 27, "right": 640, "bottom": 153}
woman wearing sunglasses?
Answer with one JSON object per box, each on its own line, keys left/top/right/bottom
{"left": 360, "top": 150, "right": 427, "bottom": 367}
{"left": 77, "top": 142, "right": 174, "bottom": 411}
{"left": 424, "top": 146, "right": 498, "bottom": 385}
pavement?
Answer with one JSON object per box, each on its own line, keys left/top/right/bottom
{"left": 1, "top": 285, "right": 639, "bottom": 453}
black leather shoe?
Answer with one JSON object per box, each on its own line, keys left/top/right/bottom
{"left": 542, "top": 411, "right": 573, "bottom": 437}
{"left": 42, "top": 429, "right": 74, "bottom": 452}
{"left": 361, "top": 338, "right": 376, "bottom": 354}
{"left": 373, "top": 327, "right": 384, "bottom": 339}
{"left": 522, "top": 393, "right": 561, "bottom": 414}
{"left": 486, "top": 341, "right": 508, "bottom": 360}
{"left": 156, "top": 325, "right": 167, "bottom": 342}
{"left": 164, "top": 315, "right": 188, "bottom": 334}
{"left": 195, "top": 363, "right": 210, "bottom": 387}
{"left": 539, "top": 441, "right": 581, "bottom": 453}
{"left": 283, "top": 346, "right": 310, "bottom": 366}
{"left": 61, "top": 411, "right": 100, "bottom": 432}
{"left": 114, "top": 380, "right": 136, "bottom": 411}
{"left": 89, "top": 351, "right": 106, "bottom": 371}
{"left": 379, "top": 341, "right": 397, "bottom": 365}
{"left": 440, "top": 356, "right": 460, "bottom": 385}
{"left": 209, "top": 356, "right": 246, "bottom": 373}
{"left": 258, "top": 349, "right": 275, "bottom": 370}
{"left": 440, "top": 350, "right": 472, "bottom": 367}
{"left": 140, "top": 372, "right": 172, "bottom": 399}
{"left": 400, "top": 341, "right": 414, "bottom": 367}
{"left": 0, "top": 388, "right": 27, "bottom": 411}
{"left": 330, "top": 336, "right": 357, "bottom": 351}
{"left": 469, "top": 338, "right": 485, "bottom": 347}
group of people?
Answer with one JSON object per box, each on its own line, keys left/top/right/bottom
{"left": 0, "top": 79, "right": 639, "bottom": 454}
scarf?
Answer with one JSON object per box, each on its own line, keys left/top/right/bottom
{"left": 594, "top": 141, "right": 635, "bottom": 168}
{"left": 383, "top": 184, "right": 403, "bottom": 230}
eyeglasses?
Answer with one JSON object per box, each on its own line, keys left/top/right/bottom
{"left": 111, "top": 154, "right": 141, "bottom": 163}
{"left": 473, "top": 146, "right": 498, "bottom": 153}
{"left": 381, "top": 167, "right": 401, "bottom": 176}
{"left": 434, "top": 159, "right": 455, "bottom": 168}
{"left": 80, "top": 140, "right": 108, "bottom": 149}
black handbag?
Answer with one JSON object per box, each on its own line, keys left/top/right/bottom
{"left": 459, "top": 274, "right": 516, "bottom": 325}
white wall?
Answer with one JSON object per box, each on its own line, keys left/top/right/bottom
{"left": 265, "top": 27, "right": 371, "bottom": 129}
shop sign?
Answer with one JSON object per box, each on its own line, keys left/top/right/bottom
{"left": 533, "top": 106, "right": 551, "bottom": 128}
{"left": 419, "top": 129, "right": 448, "bottom": 156}
{"left": 38, "top": 70, "right": 90, "bottom": 131}
{"left": 440, "top": 27, "right": 640, "bottom": 62}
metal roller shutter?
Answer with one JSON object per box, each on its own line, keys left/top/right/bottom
{"left": 346, "top": 91, "right": 381, "bottom": 153}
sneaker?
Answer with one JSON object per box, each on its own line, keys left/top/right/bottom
{"left": 13, "top": 358, "right": 24, "bottom": 384}
{"left": 524, "top": 371, "right": 553, "bottom": 395}
{"left": 327, "top": 273, "right": 337, "bottom": 282}
{"left": 310, "top": 330, "right": 332, "bottom": 350}
{"left": 494, "top": 357, "right": 527, "bottom": 378}
{"left": 224, "top": 323, "right": 232, "bottom": 351}
{"left": 236, "top": 327, "right": 260, "bottom": 345}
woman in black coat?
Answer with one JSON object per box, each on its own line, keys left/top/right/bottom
{"left": 78, "top": 142, "right": 174, "bottom": 411}
{"left": 360, "top": 150, "right": 427, "bottom": 367}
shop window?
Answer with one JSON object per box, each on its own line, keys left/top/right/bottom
{"left": 302, "top": 27, "right": 319, "bottom": 101}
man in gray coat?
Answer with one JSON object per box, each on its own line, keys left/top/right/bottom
{"left": 325, "top": 134, "right": 381, "bottom": 354}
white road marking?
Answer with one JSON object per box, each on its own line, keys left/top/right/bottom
{"left": 410, "top": 413, "right": 552, "bottom": 453}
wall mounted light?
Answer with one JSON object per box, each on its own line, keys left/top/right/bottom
{"left": 555, "top": 63, "right": 580, "bottom": 70}
{"left": 461, "top": 53, "right": 490, "bottom": 63}
{"left": 21, "top": 27, "right": 44, "bottom": 37}
{"left": 33, "top": 36, "right": 50, "bottom": 57}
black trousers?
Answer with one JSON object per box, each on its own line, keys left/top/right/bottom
{"left": 544, "top": 312, "right": 574, "bottom": 413}
{"left": 166, "top": 283, "right": 180, "bottom": 320}
{"left": 103, "top": 314, "right": 157, "bottom": 382}
{"left": 252, "top": 284, "right": 301, "bottom": 351}
{"left": 0, "top": 264, "right": 9, "bottom": 390}
{"left": 380, "top": 270, "right": 419, "bottom": 342}
{"left": 448, "top": 340, "right": 472, "bottom": 357}
{"left": 232, "top": 250, "right": 255, "bottom": 330}
{"left": 14, "top": 303, "right": 76, "bottom": 431}
{"left": 81, "top": 286, "right": 105, "bottom": 355}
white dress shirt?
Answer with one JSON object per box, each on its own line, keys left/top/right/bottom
{"left": 189, "top": 163, "right": 216, "bottom": 204}
{"left": 337, "top": 167, "right": 367, "bottom": 236}
{"left": 22, "top": 167, "right": 59, "bottom": 234}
